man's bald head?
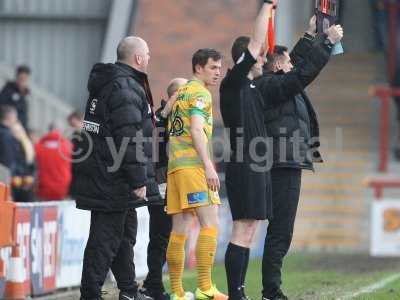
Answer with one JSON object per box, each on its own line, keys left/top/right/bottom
{"left": 117, "top": 36, "right": 150, "bottom": 72}
{"left": 117, "top": 36, "right": 147, "bottom": 60}
{"left": 167, "top": 78, "right": 188, "bottom": 97}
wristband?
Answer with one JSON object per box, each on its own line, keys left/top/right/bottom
{"left": 263, "top": 0, "right": 273, "bottom": 4}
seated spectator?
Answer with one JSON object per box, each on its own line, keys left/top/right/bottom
{"left": 10, "top": 120, "right": 35, "bottom": 202}
{"left": 27, "top": 128, "right": 41, "bottom": 145}
{"left": 0, "top": 105, "right": 19, "bottom": 175}
{"left": 67, "top": 111, "right": 83, "bottom": 193}
{"left": 67, "top": 110, "right": 84, "bottom": 134}
{"left": 0, "top": 65, "right": 31, "bottom": 129}
{"left": 35, "top": 124, "right": 72, "bottom": 201}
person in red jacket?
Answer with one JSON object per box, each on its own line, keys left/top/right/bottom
{"left": 35, "top": 126, "right": 72, "bottom": 200}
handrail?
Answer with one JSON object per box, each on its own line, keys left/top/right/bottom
{"left": 366, "top": 176, "right": 400, "bottom": 199}
{"left": 369, "top": 85, "right": 400, "bottom": 172}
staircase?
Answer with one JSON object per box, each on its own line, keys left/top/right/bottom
{"left": 292, "top": 53, "right": 379, "bottom": 252}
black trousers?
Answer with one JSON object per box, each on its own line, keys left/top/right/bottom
{"left": 262, "top": 168, "right": 302, "bottom": 297}
{"left": 81, "top": 209, "right": 138, "bottom": 299}
{"left": 80, "top": 206, "right": 172, "bottom": 298}
{"left": 143, "top": 205, "right": 172, "bottom": 291}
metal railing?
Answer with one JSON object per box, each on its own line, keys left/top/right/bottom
{"left": 368, "top": 2, "right": 400, "bottom": 172}
{"left": 370, "top": 86, "right": 400, "bottom": 172}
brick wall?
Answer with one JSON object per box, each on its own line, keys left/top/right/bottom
{"left": 132, "top": 0, "right": 259, "bottom": 122}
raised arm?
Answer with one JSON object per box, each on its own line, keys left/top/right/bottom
{"left": 223, "top": 0, "right": 277, "bottom": 88}
{"left": 248, "top": 0, "right": 276, "bottom": 59}
{"left": 257, "top": 24, "right": 343, "bottom": 105}
{"left": 290, "top": 15, "right": 317, "bottom": 66}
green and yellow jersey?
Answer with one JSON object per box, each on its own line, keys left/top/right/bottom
{"left": 167, "top": 79, "right": 213, "bottom": 173}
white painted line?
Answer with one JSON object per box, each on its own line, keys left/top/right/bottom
{"left": 337, "top": 273, "right": 400, "bottom": 300}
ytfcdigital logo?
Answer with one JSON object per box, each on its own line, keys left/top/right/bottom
{"left": 59, "top": 127, "right": 345, "bottom": 173}
{"left": 59, "top": 128, "right": 93, "bottom": 164}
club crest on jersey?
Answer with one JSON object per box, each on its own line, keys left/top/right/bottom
{"left": 196, "top": 97, "right": 206, "bottom": 109}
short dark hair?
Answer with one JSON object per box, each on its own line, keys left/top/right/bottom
{"left": 16, "top": 65, "right": 31, "bottom": 76}
{"left": 0, "top": 105, "right": 17, "bottom": 122}
{"left": 192, "top": 48, "right": 222, "bottom": 74}
{"left": 231, "top": 36, "right": 250, "bottom": 63}
{"left": 68, "top": 110, "right": 84, "bottom": 122}
{"left": 264, "top": 45, "right": 289, "bottom": 72}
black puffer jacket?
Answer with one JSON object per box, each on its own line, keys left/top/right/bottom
{"left": 256, "top": 34, "right": 332, "bottom": 170}
{"left": 71, "top": 62, "right": 162, "bottom": 211}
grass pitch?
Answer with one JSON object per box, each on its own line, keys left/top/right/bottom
{"left": 162, "top": 253, "right": 400, "bottom": 300}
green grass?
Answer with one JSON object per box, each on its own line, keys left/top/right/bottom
{"left": 163, "top": 253, "right": 400, "bottom": 300}
{"left": 351, "top": 277, "right": 400, "bottom": 300}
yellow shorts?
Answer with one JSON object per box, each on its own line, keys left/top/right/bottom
{"left": 166, "top": 167, "right": 221, "bottom": 215}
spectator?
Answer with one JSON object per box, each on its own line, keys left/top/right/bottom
{"left": 35, "top": 125, "right": 72, "bottom": 201}
{"left": 27, "top": 128, "right": 41, "bottom": 145}
{"left": 0, "top": 65, "right": 31, "bottom": 129}
{"left": 10, "top": 120, "right": 35, "bottom": 202}
{"left": 67, "top": 110, "right": 84, "bottom": 186}
{"left": 68, "top": 110, "right": 84, "bottom": 133}
{"left": 0, "top": 105, "right": 19, "bottom": 175}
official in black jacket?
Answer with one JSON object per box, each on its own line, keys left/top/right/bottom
{"left": 71, "top": 36, "right": 162, "bottom": 300}
{"left": 256, "top": 18, "right": 344, "bottom": 300}
{"left": 0, "top": 65, "right": 31, "bottom": 129}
